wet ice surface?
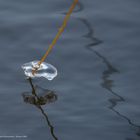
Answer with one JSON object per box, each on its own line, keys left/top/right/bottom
{"left": 21, "top": 60, "right": 57, "bottom": 80}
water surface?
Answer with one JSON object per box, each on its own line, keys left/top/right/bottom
{"left": 0, "top": 0, "right": 140, "bottom": 140}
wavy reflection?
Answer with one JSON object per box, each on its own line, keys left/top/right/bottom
{"left": 100, "top": 52, "right": 140, "bottom": 137}
{"left": 79, "top": 18, "right": 102, "bottom": 47}
{"left": 76, "top": 1, "right": 140, "bottom": 138}
{"left": 22, "top": 78, "right": 58, "bottom": 140}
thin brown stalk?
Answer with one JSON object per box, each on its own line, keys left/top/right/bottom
{"left": 32, "top": 0, "right": 78, "bottom": 75}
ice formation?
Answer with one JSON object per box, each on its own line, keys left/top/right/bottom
{"left": 22, "top": 60, "right": 57, "bottom": 80}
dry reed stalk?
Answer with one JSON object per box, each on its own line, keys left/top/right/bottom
{"left": 32, "top": 0, "right": 78, "bottom": 75}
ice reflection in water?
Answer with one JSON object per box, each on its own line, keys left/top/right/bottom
{"left": 22, "top": 78, "right": 58, "bottom": 140}
{"left": 22, "top": 84, "right": 57, "bottom": 106}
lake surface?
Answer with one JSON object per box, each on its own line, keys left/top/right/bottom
{"left": 0, "top": 0, "right": 140, "bottom": 140}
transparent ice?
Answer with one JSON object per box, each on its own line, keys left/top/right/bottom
{"left": 22, "top": 60, "right": 57, "bottom": 80}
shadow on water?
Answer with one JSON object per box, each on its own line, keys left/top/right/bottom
{"left": 75, "top": 1, "right": 140, "bottom": 138}
{"left": 99, "top": 51, "right": 140, "bottom": 137}
{"left": 22, "top": 78, "right": 58, "bottom": 140}
{"left": 79, "top": 18, "right": 103, "bottom": 47}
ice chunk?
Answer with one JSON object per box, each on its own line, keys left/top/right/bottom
{"left": 22, "top": 60, "right": 57, "bottom": 80}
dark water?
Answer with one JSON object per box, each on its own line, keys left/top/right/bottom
{"left": 0, "top": 0, "right": 140, "bottom": 140}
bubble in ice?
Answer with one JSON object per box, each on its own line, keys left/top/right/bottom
{"left": 21, "top": 60, "right": 57, "bottom": 80}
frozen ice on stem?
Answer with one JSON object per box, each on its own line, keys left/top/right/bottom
{"left": 22, "top": 60, "right": 57, "bottom": 80}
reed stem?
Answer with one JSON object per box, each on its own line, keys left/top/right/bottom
{"left": 32, "top": 0, "right": 78, "bottom": 75}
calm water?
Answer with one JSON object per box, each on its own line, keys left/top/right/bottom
{"left": 0, "top": 0, "right": 140, "bottom": 140}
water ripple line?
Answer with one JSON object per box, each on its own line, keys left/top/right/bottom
{"left": 75, "top": 0, "right": 140, "bottom": 138}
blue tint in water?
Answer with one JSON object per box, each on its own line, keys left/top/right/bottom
{"left": 0, "top": 0, "right": 140, "bottom": 140}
